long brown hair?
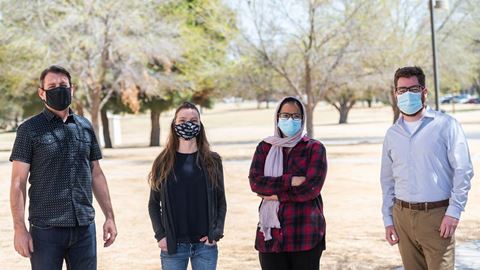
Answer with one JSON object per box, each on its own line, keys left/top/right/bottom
{"left": 148, "top": 102, "right": 221, "bottom": 191}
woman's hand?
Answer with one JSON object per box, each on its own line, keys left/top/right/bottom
{"left": 257, "top": 194, "right": 278, "bottom": 201}
{"left": 291, "top": 176, "right": 306, "bottom": 186}
{"left": 200, "top": 236, "right": 216, "bottom": 246}
{"left": 158, "top": 237, "right": 168, "bottom": 251}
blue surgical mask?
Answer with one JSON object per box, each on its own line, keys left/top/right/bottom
{"left": 278, "top": 118, "right": 302, "bottom": 137}
{"left": 397, "top": 92, "right": 423, "bottom": 115}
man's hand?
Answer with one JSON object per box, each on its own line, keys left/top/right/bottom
{"left": 439, "top": 215, "right": 459, "bottom": 238}
{"left": 258, "top": 194, "right": 278, "bottom": 201}
{"left": 158, "top": 237, "right": 167, "bottom": 251}
{"left": 103, "top": 218, "right": 117, "bottom": 247}
{"left": 385, "top": 225, "right": 399, "bottom": 245}
{"left": 14, "top": 227, "right": 33, "bottom": 258}
{"left": 291, "top": 176, "right": 306, "bottom": 187}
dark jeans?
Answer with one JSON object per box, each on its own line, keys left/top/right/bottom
{"left": 259, "top": 243, "right": 323, "bottom": 270}
{"left": 160, "top": 242, "right": 218, "bottom": 270}
{"left": 30, "top": 223, "right": 96, "bottom": 270}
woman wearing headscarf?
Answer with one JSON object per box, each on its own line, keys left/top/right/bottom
{"left": 249, "top": 96, "right": 327, "bottom": 270}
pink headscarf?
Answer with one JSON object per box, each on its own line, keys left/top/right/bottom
{"left": 259, "top": 96, "right": 306, "bottom": 241}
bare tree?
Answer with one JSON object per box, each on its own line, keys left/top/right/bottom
{"left": 368, "top": 0, "right": 477, "bottom": 122}
{"left": 240, "top": 0, "right": 374, "bottom": 136}
{"left": 2, "top": 0, "right": 179, "bottom": 138}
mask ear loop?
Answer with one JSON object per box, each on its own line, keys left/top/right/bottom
{"left": 39, "top": 87, "right": 47, "bottom": 104}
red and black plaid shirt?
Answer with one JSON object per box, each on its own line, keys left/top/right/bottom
{"left": 249, "top": 136, "right": 327, "bottom": 253}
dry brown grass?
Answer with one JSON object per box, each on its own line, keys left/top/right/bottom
{"left": 1, "top": 102, "right": 479, "bottom": 269}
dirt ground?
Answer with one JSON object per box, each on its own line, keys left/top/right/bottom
{"left": 1, "top": 102, "right": 479, "bottom": 270}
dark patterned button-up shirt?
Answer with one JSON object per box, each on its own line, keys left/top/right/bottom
{"left": 10, "top": 108, "right": 102, "bottom": 227}
{"left": 249, "top": 136, "right": 327, "bottom": 253}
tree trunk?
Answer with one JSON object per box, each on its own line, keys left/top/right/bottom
{"left": 73, "top": 100, "right": 85, "bottom": 116}
{"left": 304, "top": 2, "right": 316, "bottom": 138}
{"left": 14, "top": 112, "right": 20, "bottom": 129}
{"left": 101, "top": 107, "right": 112, "bottom": 148}
{"left": 305, "top": 102, "right": 315, "bottom": 137}
{"left": 90, "top": 89, "right": 101, "bottom": 140}
{"left": 150, "top": 108, "right": 161, "bottom": 147}
{"left": 339, "top": 104, "right": 349, "bottom": 124}
{"left": 367, "top": 99, "right": 372, "bottom": 108}
{"left": 336, "top": 98, "right": 356, "bottom": 124}
{"left": 338, "top": 104, "right": 352, "bottom": 124}
{"left": 304, "top": 56, "right": 315, "bottom": 137}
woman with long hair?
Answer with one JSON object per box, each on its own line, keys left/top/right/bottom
{"left": 249, "top": 96, "right": 327, "bottom": 270}
{"left": 148, "top": 102, "right": 226, "bottom": 270}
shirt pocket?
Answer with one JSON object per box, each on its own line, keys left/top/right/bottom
{"left": 34, "top": 134, "right": 60, "bottom": 155}
{"left": 75, "top": 131, "right": 92, "bottom": 159}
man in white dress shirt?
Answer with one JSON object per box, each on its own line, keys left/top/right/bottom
{"left": 380, "top": 66, "right": 474, "bottom": 270}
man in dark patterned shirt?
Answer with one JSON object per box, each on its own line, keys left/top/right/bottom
{"left": 9, "top": 65, "right": 117, "bottom": 270}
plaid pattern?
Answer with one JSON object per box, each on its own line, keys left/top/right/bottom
{"left": 249, "top": 136, "right": 327, "bottom": 253}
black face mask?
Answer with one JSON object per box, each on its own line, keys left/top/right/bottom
{"left": 42, "top": 87, "right": 72, "bottom": 111}
{"left": 174, "top": 121, "right": 200, "bottom": 140}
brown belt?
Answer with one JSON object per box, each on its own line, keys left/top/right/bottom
{"left": 395, "top": 199, "right": 449, "bottom": 210}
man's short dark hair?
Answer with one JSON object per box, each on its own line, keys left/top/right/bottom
{"left": 40, "top": 65, "right": 72, "bottom": 89}
{"left": 394, "top": 66, "right": 425, "bottom": 88}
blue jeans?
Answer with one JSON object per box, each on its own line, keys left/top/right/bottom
{"left": 29, "top": 223, "right": 97, "bottom": 270}
{"left": 161, "top": 243, "right": 218, "bottom": 270}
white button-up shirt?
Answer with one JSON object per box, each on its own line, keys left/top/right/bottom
{"left": 380, "top": 108, "right": 474, "bottom": 227}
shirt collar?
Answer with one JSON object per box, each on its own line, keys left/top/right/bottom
{"left": 424, "top": 106, "right": 436, "bottom": 119}
{"left": 42, "top": 107, "right": 75, "bottom": 122}
{"left": 395, "top": 106, "right": 435, "bottom": 126}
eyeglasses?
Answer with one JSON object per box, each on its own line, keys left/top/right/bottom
{"left": 278, "top": 112, "right": 302, "bottom": 120}
{"left": 395, "top": 85, "right": 424, "bottom": 95}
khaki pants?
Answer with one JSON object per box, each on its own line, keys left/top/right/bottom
{"left": 393, "top": 203, "right": 455, "bottom": 270}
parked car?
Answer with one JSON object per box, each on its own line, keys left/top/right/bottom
{"left": 455, "top": 95, "right": 471, "bottom": 104}
{"left": 466, "top": 97, "right": 480, "bottom": 104}
{"left": 441, "top": 94, "right": 473, "bottom": 104}
{"left": 440, "top": 96, "right": 453, "bottom": 104}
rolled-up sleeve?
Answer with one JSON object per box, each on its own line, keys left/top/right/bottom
{"left": 445, "top": 119, "right": 474, "bottom": 219}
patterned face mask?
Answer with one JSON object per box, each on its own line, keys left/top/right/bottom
{"left": 174, "top": 121, "right": 201, "bottom": 140}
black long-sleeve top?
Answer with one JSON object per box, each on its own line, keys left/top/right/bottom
{"left": 148, "top": 151, "right": 226, "bottom": 254}
{"left": 168, "top": 152, "right": 209, "bottom": 242}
